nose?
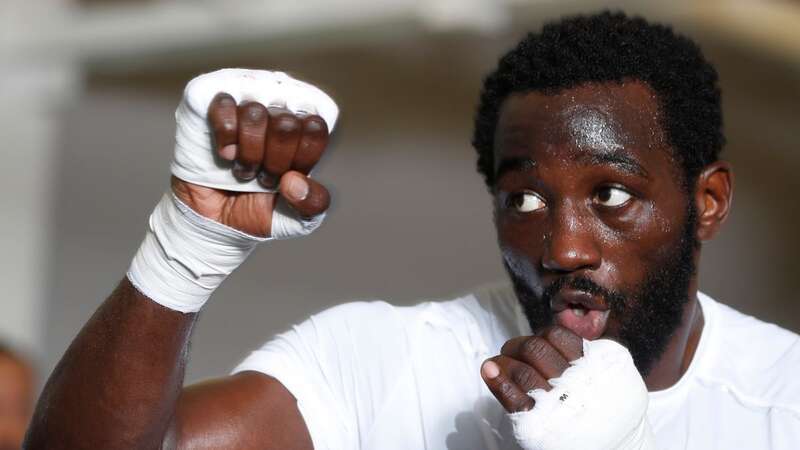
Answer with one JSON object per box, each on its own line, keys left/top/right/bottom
{"left": 541, "top": 205, "right": 601, "bottom": 273}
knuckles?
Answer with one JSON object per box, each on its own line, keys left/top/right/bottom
{"left": 503, "top": 384, "right": 533, "bottom": 411}
{"left": 542, "top": 325, "right": 565, "bottom": 343}
{"left": 498, "top": 379, "right": 529, "bottom": 410}
{"left": 215, "top": 92, "right": 236, "bottom": 106}
{"left": 303, "top": 116, "right": 328, "bottom": 135}
{"left": 542, "top": 325, "right": 573, "bottom": 343}
{"left": 204, "top": 95, "right": 330, "bottom": 182}
{"left": 543, "top": 325, "right": 583, "bottom": 360}
{"left": 271, "top": 114, "right": 301, "bottom": 135}
{"left": 209, "top": 91, "right": 235, "bottom": 106}
{"left": 520, "top": 336, "right": 552, "bottom": 362}
{"left": 208, "top": 98, "right": 327, "bottom": 141}
{"left": 240, "top": 102, "right": 268, "bottom": 123}
{"left": 511, "top": 365, "right": 541, "bottom": 392}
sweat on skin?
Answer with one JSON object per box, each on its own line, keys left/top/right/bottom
{"left": 483, "top": 79, "right": 727, "bottom": 392}
{"left": 29, "top": 21, "right": 784, "bottom": 450}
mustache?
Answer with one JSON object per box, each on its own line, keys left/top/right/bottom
{"left": 541, "top": 276, "right": 621, "bottom": 306}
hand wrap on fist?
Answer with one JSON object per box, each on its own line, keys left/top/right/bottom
{"left": 172, "top": 68, "right": 338, "bottom": 193}
{"left": 509, "top": 339, "right": 657, "bottom": 450}
{"left": 128, "top": 69, "right": 338, "bottom": 312}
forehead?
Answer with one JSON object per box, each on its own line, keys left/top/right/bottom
{"left": 494, "top": 80, "right": 669, "bottom": 168}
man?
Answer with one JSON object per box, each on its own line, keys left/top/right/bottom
{"left": 0, "top": 343, "right": 34, "bottom": 450}
{"left": 25, "top": 11, "right": 800, "bottom": 450}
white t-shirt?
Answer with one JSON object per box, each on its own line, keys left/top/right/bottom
{"left": 232, "top": 284, "right": 800, "bottom": 449}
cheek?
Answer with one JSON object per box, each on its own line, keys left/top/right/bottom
{"left": 627, "top": 199, "right": 681, "bottom": 249}
{"left": 495, "top": 211, "right": 544, "bottom": 254}
{"left": 615, "top": 198, "right": 674, "bottom": 237}
{"left": 598, "top": 200, "right": 685, "bottom": 282}
{"left": 495, "top": 212, "right": 546, "bottom": 285}
{"left": 499, "top": 245, "right": 544, "bottom": 291}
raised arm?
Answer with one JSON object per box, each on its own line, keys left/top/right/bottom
{"left": 25, "top": 69, "right": 334, "bottom": 450}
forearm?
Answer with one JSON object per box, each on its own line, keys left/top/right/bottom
{"left": 24, "top": 68, "right": 336, "bottom": 450}
{"left": 25, "top": 277, "right": 197, "bottom": 450}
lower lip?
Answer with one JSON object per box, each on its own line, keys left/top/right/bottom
{"left": 555, "top": 308, "right": 610, "bottom": 340}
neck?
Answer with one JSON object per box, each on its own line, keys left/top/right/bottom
{"left": 643, "top": 286, "right": 705, "bottom": 391}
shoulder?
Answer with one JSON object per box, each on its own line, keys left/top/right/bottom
{"left": 244, "top": 282, "right": 525, "bottom": 368}
{"left": 309, "top": 281, "right": 522, "bottom": 331}
{"left": 697, "top": 293, "right": 800, "bottom": 414}
{"left": 233, "top": 282, "right": 525, "bottom": 382}
{"left": 239, "top": 285, "right": 506, "bottom": 360}
{"left": 304, "top": 299, "right": 408, "bottom": 337}
{"left": 304, "top": 293, "right": 477, "bottom": 341}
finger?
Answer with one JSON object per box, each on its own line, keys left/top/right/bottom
{"left": 278, "top": 171, "right": 331, "bottom": 218}
{"left": 292, "top": 115, "right": 329, "bottom": 175}
{"left": 540, "top": 326, "right": 584, "bottom": 362}
{"left": 207, "top": 93, "right": 238, "bottom": 161}
{"left": 481, "top": 359, "right": 535, "bottom": 413}
{"left": 259, "top": 107, "right": 302, "bottom": 189}
{"left": 497, "top": 355, "right": 552, "bottom": 394}
{"left": 501, "top": 336, "right": 570, "bottom": 380}
{"left": 234, "top": 101, "right": 268, "bottom": 181}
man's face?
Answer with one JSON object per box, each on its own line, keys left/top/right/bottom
{"left": 492, "top": 80, "right": 698, "bottom": 376}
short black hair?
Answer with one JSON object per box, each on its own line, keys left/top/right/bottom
{"left": 472, "top": 11, "right": 724, "bottom": 189}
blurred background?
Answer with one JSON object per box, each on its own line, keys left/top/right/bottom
{"left": 1, "top": 0, "right": 798, "bottom": 394}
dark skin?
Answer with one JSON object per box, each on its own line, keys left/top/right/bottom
{"left": 25, "top": 95, "right": 326, "bottom": 450}
{"left": 481, "top": 80, "right": 732, "bottom": 412}
{"left": 25, "top": 80, "right": 733, "bottom": 448}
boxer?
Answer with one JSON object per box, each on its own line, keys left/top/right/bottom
{"left": 25, "top": 11, "right": 800, "bottom": 450}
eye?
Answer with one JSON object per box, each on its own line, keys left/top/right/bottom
{"left": 594, "top": 186, "right": 632, "bottom": 207}
{"left": 508, "top": 191, "right": 546, "bottom": 213}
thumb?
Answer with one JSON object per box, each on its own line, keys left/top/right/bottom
{"left": 279, "top": 171, "right": 331, "bottom": 218}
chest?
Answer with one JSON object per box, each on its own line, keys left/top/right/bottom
{"left": 649, "top": 385, "right": 791, "bottom": 450}
{"left": 356, "top": 322, "right": 523, "bottom": 450}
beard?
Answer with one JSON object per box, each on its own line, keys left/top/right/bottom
{"left": 505, "top": 203, "right": 699, "bottom": 377}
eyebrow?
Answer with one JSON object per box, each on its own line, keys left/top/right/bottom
{"left": 576, "top": 151, "right": 650, "bottom": 178}
{"left": 494, "top": 151, "right": 649, "bottom": 181}
{"left": 495, "top": 157, "right": 536, "bottom": 181}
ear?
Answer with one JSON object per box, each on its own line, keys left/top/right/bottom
{"left": 693, "top": 161, "right": 734, "bottom": 242}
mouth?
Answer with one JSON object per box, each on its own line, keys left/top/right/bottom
{"left": 550, "top": 288, "right": 610, "bottom": 340}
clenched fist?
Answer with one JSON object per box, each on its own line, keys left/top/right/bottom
{"left": 172, "top": 92, "right": 332, "bottom": 238}
{"left": 128, "top": 69, "right": 339, "bottom": 312}
{"left": 481, "top": 326, "right": 583, "bottom": 413}
{"left": 481, "top": 330, "right": 656, "bottom": 450}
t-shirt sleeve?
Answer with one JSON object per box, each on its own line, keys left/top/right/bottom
{"left": 231, "top": 300, "right": 406, "bottom": 450}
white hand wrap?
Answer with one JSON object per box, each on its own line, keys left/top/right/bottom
{"left": 127, "top": 69, "right": 338, "bottom": 312}
{"left": 172, "top": 68, "right": 339, "bottom": 192}
{"left": 510, "top": 339, "right": 657, "bottom": 450}
{"left": 128, "top": 192, "right": 266, "bottom": 312}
